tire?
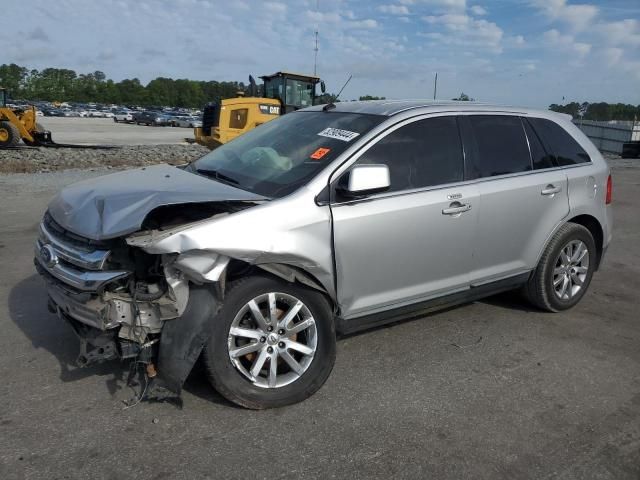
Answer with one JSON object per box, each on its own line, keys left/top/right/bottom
{"left": 204, "top": 275, "right": 336, "bottom": 409}
{"left": 0, "top": 121, "right": 20, "bottom": 147}
{"left": 525, "top": 223, "right": 596, "bottom": 312}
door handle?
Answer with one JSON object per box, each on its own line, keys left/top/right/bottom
{"left": 442, "top": 202, "right": 472, "bottom": 216}
{"left": 541, "top": 184, "right": 561, "bottom": 196}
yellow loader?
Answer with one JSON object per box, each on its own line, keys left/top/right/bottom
{"left": 194, "top": 71, "right": 325, "bottom": 150}
{"left": 0, "top": 87, "right": 55, "bottom": 148}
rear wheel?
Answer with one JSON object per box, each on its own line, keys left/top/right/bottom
{"left": 0, "top": 121, "right": 20, "bottom": 147}
{"left": 525, "top": 223, "right": 596, "bottom": 312}
{"left": 204, "top": 276, "right": 336, "bottom": 409}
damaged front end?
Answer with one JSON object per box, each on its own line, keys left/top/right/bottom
{"left": 34, "top": 165, "right": 336, "bottom": 399}
{"left": 34, "top": 211, "right": 192, "bottom": 367}
{"left": 34, "top": 207, "right": 241, "bottom": 396}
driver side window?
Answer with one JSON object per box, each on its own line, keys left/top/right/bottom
{"left": 356, "top": 116, "right": 464, "bottom": 193}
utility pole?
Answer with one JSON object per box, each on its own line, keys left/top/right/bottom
{"left": 433, "top": 72, "right": 438, "bottom": 100}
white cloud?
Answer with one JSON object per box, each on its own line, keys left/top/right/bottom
{"left": 378, "top": 4, "right": 410, "bottom": 15}
{"left": 514, "top": 35, "right": 525, "bottom": 45}
{"left": 348, "top": 19, "right": 378, "bottom": 29}
{"left": 423, "top": 13, "right": 470, "bottom": 29}
{"left": 595, "top": 19, "right": 640, "bottom": 48}
{"left": 470, "top": 5, "right": 487, "bottom": 16}
{"left": 263, "top": 2, "right": 287, "bottom": 14}
{"left": 543, "top": 28, "right": 591, "bottom": 58}
{"left": 598, "top": 47, "right": 624, "bottom": 67}
{"left": 531, "top": 0, "right": 598, "bottom": 32}
{"left": 406, "top": 0, "right": 466, "bottom": 11}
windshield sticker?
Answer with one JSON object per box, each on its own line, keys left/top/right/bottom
{"left": 317, "top": 127, "right": 360, "bottom": 142}
{"left": 310, "top": 147, "right": 331, "bottom": 160}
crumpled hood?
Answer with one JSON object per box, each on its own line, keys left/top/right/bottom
{"left": 47, "top": 164, "right": 265, "bottom": 240}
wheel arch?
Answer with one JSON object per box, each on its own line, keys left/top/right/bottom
{"left": 225, "top": 258, "right": 336, "bottom": 310}
{"left": 566, "top": 214, "right": 604, "bottom": 270}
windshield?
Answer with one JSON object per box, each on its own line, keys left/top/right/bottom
{"left": 189, "top": 111, "right": 384, "bottom": 198}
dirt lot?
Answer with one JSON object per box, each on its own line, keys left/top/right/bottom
{"left": 0, "top": 159, "right": 639, "bottom": 479}
{"left": 38, "top": 117, "right": 193, "bottom": 145}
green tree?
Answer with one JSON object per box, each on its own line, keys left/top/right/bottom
{"left": 452, "top": 92, "right": 473, "bottom": 101}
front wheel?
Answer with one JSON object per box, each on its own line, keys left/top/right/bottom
{"left": 525, "top": 223, "right": 596, "bottom": 312}
{"left": 204, "top": 276, "right": 336, "bottom": 409}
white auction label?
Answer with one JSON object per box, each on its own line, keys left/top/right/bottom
{"left": 317, "top": 127, "right": 360, "bottom": 142}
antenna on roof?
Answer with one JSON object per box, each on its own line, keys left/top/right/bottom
{"left": 323, "top": 74, "right": 352, "bottom": 111}
{"left": 313, "top": 0, "right": 320, "bottom": 76}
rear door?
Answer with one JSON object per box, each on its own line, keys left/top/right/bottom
{"left": 331, "top": 116, "right": 479, "bottom": 319}
{"left": 460, "top": 114, "right": 570, "bottom": 284}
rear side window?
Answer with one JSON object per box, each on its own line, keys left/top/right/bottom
{"left": 523, "top": 119, "right": 555, "bottom": 170}
{"left": 528, "top": 118, "right": 590, "bottom": 166}
{"left": 356, "top": 116, "right": 463, "bottom": 192}
{"left": 467, "top": 116, "right": 532, "bottom": 178}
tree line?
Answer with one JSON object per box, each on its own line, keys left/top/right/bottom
{"left": 549, "top": 102, "right": 640, "bottom": 122}
{"left": 0, "top": 63, "right": 247, "bottom": 108}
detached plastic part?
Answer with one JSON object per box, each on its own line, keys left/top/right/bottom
{"left": 156, "top": 285, "right": 220, "bottom": 394}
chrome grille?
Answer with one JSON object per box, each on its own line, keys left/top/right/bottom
{"left": 35, "top": 214, "right": 131, "bottom": 291}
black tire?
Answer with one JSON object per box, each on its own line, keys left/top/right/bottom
{"left": 525, "top": 223, "right": 596, "bottom": 312}
{"left": 0, "top": 121, "right": 20, "bottom": 147}
{"left": 204, "top": 275, "right": 336, "bottom": 409}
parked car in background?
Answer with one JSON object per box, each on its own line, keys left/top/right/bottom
{"left": 133, "top": 111, "right": 171, "bottom": 126}
{"left": 172, "top": 115, "right": 202, "bottom": 128}
{"left": 42, "top": 108, "right": 65, "bottom": 117}
{"left": 88, "top": 109, "right": 105, "bottom": 118}
{"left": 33, "top": 101, "right": 612, "bottom": 409}
{"left": 102, "top": 111, "right": 115, "bottom": 118}
{"left": 113, "top": 111, "right": 134, "bottom": 123}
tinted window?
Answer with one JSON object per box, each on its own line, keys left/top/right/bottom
{"left": 468, "top": 115, "right": 532, "bottom": 177}
{"left": 523, "top": 119, "right": 555, "bottom": 170}
{"left": 355, "top": 116, "right": 463, "bottom": 192}
{"left": 528, "top": 118, "right": 590, "bottom": 166}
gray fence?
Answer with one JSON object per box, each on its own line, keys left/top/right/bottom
{"left": 575, "top": 120, "right": 640, "bottom": 155}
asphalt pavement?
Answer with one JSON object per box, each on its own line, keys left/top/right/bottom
{"left": 0, "top": 161, "right": 639, "bottom": 480}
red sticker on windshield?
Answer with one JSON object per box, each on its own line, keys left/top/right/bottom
{"left": 310, "top": 147, "right": 331, "bottom": 160}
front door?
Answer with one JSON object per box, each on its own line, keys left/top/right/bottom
{"left": 330, "top": 116, "right": 478, "bottom": 319}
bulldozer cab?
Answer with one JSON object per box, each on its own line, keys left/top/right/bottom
{"left": 260, "top": 72, "right": 321, "bottom": 114}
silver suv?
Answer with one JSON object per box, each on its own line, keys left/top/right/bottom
{"left": 34, "top": 101, "right": 613, "bottom": 408}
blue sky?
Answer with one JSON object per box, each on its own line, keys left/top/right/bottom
{"left": 3, "top": 0, "right": 639, "bottom": 107}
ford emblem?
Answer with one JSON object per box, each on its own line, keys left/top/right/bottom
{"left": 40, "top": 244, "right": 58, "bottom": 268}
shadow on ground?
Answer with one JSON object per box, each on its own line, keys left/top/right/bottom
{"left": 8, "top": 274, "right": 235, "bottom": 408}
{"left": 9, "top": 273, "right": 543, "bottom": 409}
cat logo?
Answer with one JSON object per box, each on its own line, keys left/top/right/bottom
{"left": 259, "top": 104, "right": 281, "bottom": 116}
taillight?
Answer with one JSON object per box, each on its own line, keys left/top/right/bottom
{"left": 605, "top": 174, "right": 612, "bottom": 205}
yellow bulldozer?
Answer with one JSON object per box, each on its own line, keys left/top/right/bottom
{"left": 194, "top": 71, "right": 325, "bottom": 149}
{"left": 0, "top": 87, "right": 54, "bottom": 148}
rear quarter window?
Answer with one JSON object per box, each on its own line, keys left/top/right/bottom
{"left": 528, "top": 117, "right": 591, "bottom": 166}
{"left": 466, "top": 115, "right": 532, "bottom": 178}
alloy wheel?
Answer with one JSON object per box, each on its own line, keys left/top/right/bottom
{"left": 553, "top": 240, "right": 590, "bottom": 301}
{"left": 227, "top": 292, "right": 317, "bottom": 388}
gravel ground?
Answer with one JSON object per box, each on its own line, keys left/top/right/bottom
{"left": 37, "top": 117, "right": 193, "bottom": 145}
{"left": 0, "top": 144, "right": 210, "bottom": 174}
{"left": 0, "top": 158, "right": 638, "bottom": 479}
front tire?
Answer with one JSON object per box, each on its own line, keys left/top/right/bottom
{"left": 204, "top": 276, "right": 336, "bottom": 409}
{"left": 0, "top": 121, "right": 20, "bottom": 147}
{"left": 525, "top": 223, "right": 596, "bottom": 312}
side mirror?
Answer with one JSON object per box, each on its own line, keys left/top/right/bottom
{"left": 320, "top": 81, "right": 326, "bottom": 94}
{"left": 338, "top": 164, "right": 390, "bottom": 197}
